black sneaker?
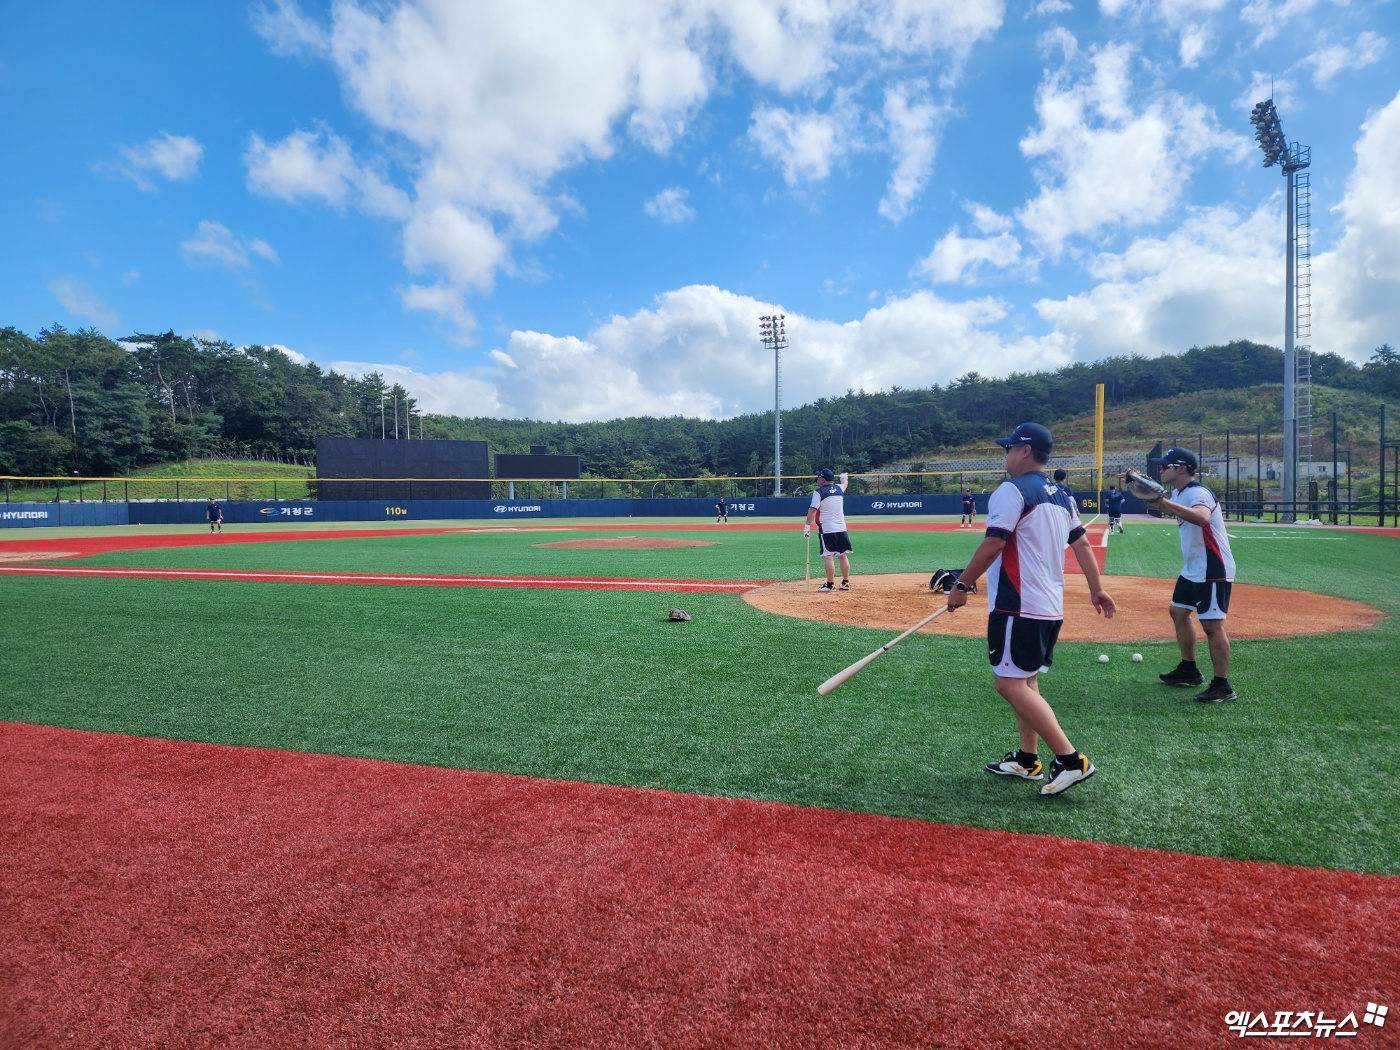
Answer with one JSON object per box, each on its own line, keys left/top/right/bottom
{"left": 1159, "top": 663, "right": 1205, "bottom": 687}
{"left": 984, "top": 751, "right": 1043, "bottom": 780}
{"left": 817, "top": 581, "right": 836, "bottom": 592}
{"left": 1194, "top": 680, "right": 1237, "bottom": 703}
{"left": 1040, "top": 753, "right": 1096, "bottom": 796}
{"left": 839, "top": 580, "right": 850, "bottom": 591}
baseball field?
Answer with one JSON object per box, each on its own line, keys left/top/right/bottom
{"left": 2, "top": 516, "right": 1397, "bottom": 1047}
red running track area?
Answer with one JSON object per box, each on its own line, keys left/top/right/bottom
{"left": 0, "top": 565, "right": 767, "bottom": 592}
{"left": 2, "top": 723, "right": 1394, "bottom": 1049}
{"left": 0, "top": 521, "right": 968, "bottom": 561}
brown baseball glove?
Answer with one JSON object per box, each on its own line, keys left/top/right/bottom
{"left": 1122, "top": 468, "right": 1166, "bottom": 503}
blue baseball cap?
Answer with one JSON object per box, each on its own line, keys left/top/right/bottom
{"left": 1149, "top": 446, "right": 1199, "bottom": 471}
{"left": 994, "top": 422, "right": 1053, "bottom": 455}
{"left": 816, "top": 468, "right": 835, "bottom": 481}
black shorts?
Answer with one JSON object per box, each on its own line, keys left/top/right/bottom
{"left": 818, "top": 531, "right": 852, "bottom": 557}
{"left": 987, "top": 612, "right": 1062, "bottom": 678}
{"left": 1171, "top": 576, "right": 1231, "bottom": 620}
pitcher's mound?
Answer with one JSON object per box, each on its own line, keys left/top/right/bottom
{"left": 0, "top": 550, "right": 78, "bottom": 563}
{"left": 535, "top": 536, "right": 719, "bottom": 550}
{"left": 743, "top": 574, "right": 1384, "bottom": 642}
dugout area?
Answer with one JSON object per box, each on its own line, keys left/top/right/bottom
{"left": 1, "top": 517, "right": 1396, "bottom": 1047}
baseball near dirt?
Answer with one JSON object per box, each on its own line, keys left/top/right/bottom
{"left": 1098, "top": 654, "right": 1110, "bottom": 663}
{"left": 1132, "top": 653, "right": 1143, "bottom": 663}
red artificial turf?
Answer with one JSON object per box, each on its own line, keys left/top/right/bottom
{"left": 0, "top": 520, "right": 969, "bottom": 562}
{"left": 0, "top": 566, "right": 768, "bottom": 592}
{"left": 2, "top": 723, "right": 1394, "bottom": 1049}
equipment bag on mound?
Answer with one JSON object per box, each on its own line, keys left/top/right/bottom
{"left": 929, "top": 569, "right": 976, "bottom": 594}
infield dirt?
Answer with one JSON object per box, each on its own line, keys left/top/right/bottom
{"left": 743, "top": 573, "right": 1385, "bottom": 642}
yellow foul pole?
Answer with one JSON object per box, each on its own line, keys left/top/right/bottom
{"left": 1094, "top": 383, "right": 1105, "bottom": 500}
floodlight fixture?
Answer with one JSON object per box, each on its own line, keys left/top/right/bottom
{"left": 758, "top": 313, "right": 789, "bottom": 498}
{"left": 1250, "top": 97, "right": 1312, "bottom": 518}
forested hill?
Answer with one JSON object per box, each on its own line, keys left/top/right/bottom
{"left": 3, "top": 325, "right": 1396, "bottom": 479}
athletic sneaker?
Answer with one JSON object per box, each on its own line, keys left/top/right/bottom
{"left": 817, "top": 581, "right": 836, "bottom": 592}
{"left": 1159, "top": 662, "right": 1206, "bottom": 687}
{"left": 984, "top": 751, "right": 1043, "bottom": 780}
{"left": 839, "top": 580, "right": 850, "bottom": 591}
{"left": 1194, "top": 680, "right": 1238, "bottom": 703}
{"left": 1039, "top": 753, "right": 1096, "bottom": 796}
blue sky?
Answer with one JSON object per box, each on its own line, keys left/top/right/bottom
{"left": 2, "top": 0, "right": 1396, "bottom": 422}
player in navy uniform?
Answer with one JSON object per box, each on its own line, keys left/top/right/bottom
{"left": 960, "top": 490, "right": 975, "bottom": 528}
{"left": 1052, "top": 468, "right": 1074, "bottom": 507}
{"left": 715, "top": 496, "right": 728, "bottom": 523}
{"left": 206, "top": 497, "right": 223, "bottom": 534}
{"left": 1142, "top": 448, "right": 1238, "bottom": 703}
{"left": 945, "top": 423, "right": 1116, "bottom": 795}
{"left": 1105, "top": 485, "right": 1125, "bottom": 533}
{"left": 804, "top": 468, "right": 852, "bottom": 591}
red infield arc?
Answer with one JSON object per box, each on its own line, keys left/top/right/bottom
{"left": 1, "top": 722, "right": 1394, "bottom": 1049}
{"left": 0, "top": 565, "right": 767, "bottom": 592}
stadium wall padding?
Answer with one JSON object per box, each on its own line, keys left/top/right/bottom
{"left": 0, "top": 492, "right": 1146, "bottom": 528}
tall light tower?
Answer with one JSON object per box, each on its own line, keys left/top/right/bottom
{"left": 758, "top": 314, "right": 787, "bottom": 497}
{"left": 1250, "top": 97, "right": 1310, "bottom": 518}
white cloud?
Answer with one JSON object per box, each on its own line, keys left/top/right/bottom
{"left": 1313, "top": 90, "right": 1400, "bottom": 361}
{"left": 1017, "top": 41, "right": 1247, "bottom": 253}
{"left": 1034, "top": 204, "right": 1283, "bottom": 359}
{"left": 100, "top": 133, "right": 203, "bottom": 192}
{"left": 1032, "top": 0, "right": 1073, "bottom": 13}
{"left": 245, "top": 128, "right": 410, "bottom": 218}
{"left": 250, "top": 0, "right": 1007, "bottom": 324}
{"left": 1302, "top": 32, "right": 1387, "bottom": 90}
{"left": 181, "top": 221, "right": 280, "bottom": 269}
{"left": 251, "top": 0, "right": 330, "bottom": 56}
{"left": 401, "top": 282, "right": 478, "bottom": 341}
{"left": 917, "top": 231, "right": 1025, "bottom": 283}
{"left": 749, "top": 97, "right": 860, "bottom": 185}
{"left": 47, "top": 277, "right": 120, "bottom": 329}
{"left": 965, "top": 200, "right": 1015, "bottom": 234}
{"left": 643, "top": 187, "right": 696, "bottom": 223}
{"left": 878, "top": 83, "right": 946, "bottom": 222}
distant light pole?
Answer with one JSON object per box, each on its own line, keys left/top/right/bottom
{"left": 393, "top": 392, "right": 399, "bottom": 439}
{"left": 1250, "top": 97, "right": 1310, "bottom": 519}
{"left": 758, "top": 314, "right": 787, "bottom": 497}
{"left": 380, "top": 393, "right": 386, "bottom": 439}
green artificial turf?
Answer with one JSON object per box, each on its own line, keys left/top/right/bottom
{"left": 2, "top": 522, "right": 1395, "bottom": 873}
{"left": 64, "top": 527, "right": 979, "bottom": 581}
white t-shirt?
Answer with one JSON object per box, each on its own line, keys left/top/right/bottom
{"left": 1173, "top": 481, "right": 1235, "bottom": 582}
{"left": 984, "top": 472, "right": 1084, "bottom": 620}
{"left": 809, "top": 475, "right": 848, "bottom": 533}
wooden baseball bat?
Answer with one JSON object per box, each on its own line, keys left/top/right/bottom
{"left": 816, "top": 606, "right": 949, "bottom": 696}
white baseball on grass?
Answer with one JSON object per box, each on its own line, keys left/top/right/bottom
{"left": 1097, "top": 654, "right": 1109, "bottom": 664}
{"left": 1132, "top": 653, "right": 1143, "bottom": 663}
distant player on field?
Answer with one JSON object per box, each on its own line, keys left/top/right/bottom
{"left": 960, "top": 490, "right": 975, "bottom": 528}
{"left": 804, "top": 468, "right": 852, "bottom": 591}
{"left": 1053, "top": 468, "right": 1074, "bottom": 508}
{"left": 206, "top": 497, "right": 223, "bottom": 534}
{"left": 1142, "top": 448, "right": 1238, "bottom": 703}
{"left": 946, "top": 423, "right": 1116, "bottom": 796}
{"left": 1105, "top": 485, "right": 1125, "bottom": 534}
{"left": 715, "top": 496, "right": 728, "bottom": 523}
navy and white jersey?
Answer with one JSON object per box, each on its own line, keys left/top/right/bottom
{"left": 809, "top": 479, "right": 848, "bottom": 533}
{"left": 1172, "top": 481, "right": 1235, "bottom": 582}
{"left": 961, "top": 496, "right": 975, "bottom": 512}
{"left": 984, "top": 472, "right": 1085, "bottom": 620}
{"left": 206, "top": 501, "right": 221, "bottom": 520}
{"left": 1106, "top": 490, "right": 1125, "bottom": 514}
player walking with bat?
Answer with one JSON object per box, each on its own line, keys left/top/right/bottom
{"left": 946, "top": 423, "right": 1116, "bottom": 796}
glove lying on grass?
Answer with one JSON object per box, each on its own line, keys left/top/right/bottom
{"left": 668, "top": 608, "right": 692, "bottom": 622}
